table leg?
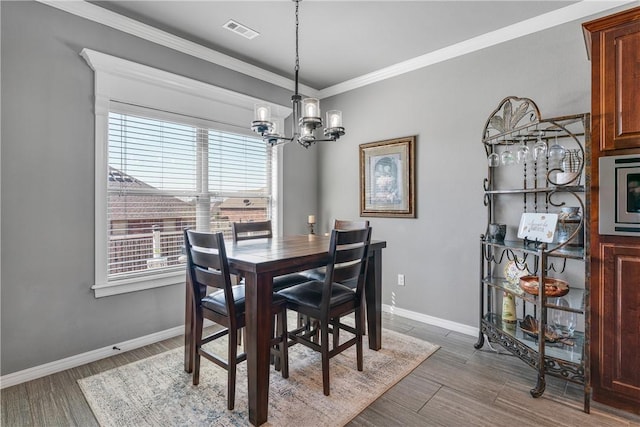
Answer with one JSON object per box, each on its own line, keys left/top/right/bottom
{"left": 244, "top": 271, "right": 274, "bottom": 426}
{"left": 365, "top": 247, "right": 382, "bottom": 350}
{"left": 184, "top": 272, "right": 194, "bottom": 373}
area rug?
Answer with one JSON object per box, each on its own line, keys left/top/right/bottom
{"left": 78, "top": 328, "right": 439, "bottom": 427}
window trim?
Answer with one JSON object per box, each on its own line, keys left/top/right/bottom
{"left": 81, "top": 48, "right": 291, "bottom": 297}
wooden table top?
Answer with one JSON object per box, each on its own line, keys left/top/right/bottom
{"left": 225, "top": 234, "right": 386, "bottom": 275}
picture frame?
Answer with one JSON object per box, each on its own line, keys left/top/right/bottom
{"left": 359, "top": 136, "right": 416, "bottom": 218}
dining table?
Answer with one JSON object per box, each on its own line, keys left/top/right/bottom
{"left": 183, "top": 233, "right": 387, "bottom": 426}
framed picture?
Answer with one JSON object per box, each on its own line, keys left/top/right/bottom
{"left": 359, "top": 136, "right": 416, "bottom": 218}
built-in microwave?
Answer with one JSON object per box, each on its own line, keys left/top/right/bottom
{"left": 600, "top": 154, "right": 640, "bottom": 236}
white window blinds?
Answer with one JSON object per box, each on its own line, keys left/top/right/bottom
{"left": 107, "top": 111, "right": 271, "bottom": 280}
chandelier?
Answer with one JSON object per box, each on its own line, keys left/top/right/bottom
{"left": 251, "top": 0, "right": 345, "bottom": 148}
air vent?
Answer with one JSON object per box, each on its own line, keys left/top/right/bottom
{"left": 223, "top": 20, "right": 260, "bottom": 40}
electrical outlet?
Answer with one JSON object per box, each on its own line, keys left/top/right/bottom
{"left": 397, "top": 274, "right": 405, "bottom": 286}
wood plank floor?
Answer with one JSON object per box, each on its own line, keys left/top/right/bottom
{"left": 2, "top": 312, "right": 640, "bottom": 426}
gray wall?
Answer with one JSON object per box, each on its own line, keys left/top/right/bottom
{"left": 317, "top": 19, "right": 595, "bottom": 327}
{"left": 0, "top": 1, "right": 631, "bottom": 376}
{"left": 0, "top": 2, "right": 315, "bottom": 375}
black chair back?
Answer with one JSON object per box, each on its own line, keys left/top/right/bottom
{"left": 184, "top": 229, "right": 236, "bottom": 319}
{"left": 322, "top": 227, "right": 372, "bottom": 311}
{"left": 231, "top": 220, "right": 273, "bottom": 242}
{"left": 334, "top": 219, "right": 370, "bottom": 230}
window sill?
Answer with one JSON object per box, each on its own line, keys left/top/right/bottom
{"left": 92, "top": 270, "right": 185, "bottom": 298}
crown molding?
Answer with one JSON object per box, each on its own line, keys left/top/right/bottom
{"left": 38, "top": 0, "right": 637, "bottom": 100}
{"left": 318, "top": 0, "right": 638, "bottom": 98}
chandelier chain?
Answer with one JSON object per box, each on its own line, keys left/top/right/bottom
{"left": 295, "top": 0, "right": 300, "bottom": 74}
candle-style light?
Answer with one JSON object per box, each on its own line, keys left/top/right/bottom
{"left": 326, "top": 110, "right": 342, "bottom": 134}
{"left": 251, "top": 0, "right": 345, "bottom": 148}
{"left": 256, "top": 104, "right": 270, "bottom": 122}
{"left": 307, "top": 214, "right": 316, "bottom": 234}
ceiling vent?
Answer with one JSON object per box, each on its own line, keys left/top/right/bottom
{"left": 223, "top": 20, "right": 260, "bottom": 40}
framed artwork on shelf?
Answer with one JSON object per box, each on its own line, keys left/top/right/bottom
{"left": 359, "top": 135, "right": 415, "bottom": 218}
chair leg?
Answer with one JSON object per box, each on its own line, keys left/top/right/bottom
{"left": 355, "top": 308, "right": 363, "bottom": 372}
{"left": 193, "top": 313, "right": 203, "bottom": 386}
{"left": 279, "top": 308, "right": 289, "bottom": 379}
{"left": 228, "top": 326, "right": 238, "bottom": 410}
{"left": 332, "top": 317, "right": 340, "bottom": 349}
{"left": 312, "top": 318, "right": 320, "bottom": 344}
{"left": 321, "top": 322, "right": 331, "bottom": 396}
{"left": 271, "top": 313, "right": 278, "bottom": 370}
{"left": 361, "top": 298, "right": 367, "bottom": 336}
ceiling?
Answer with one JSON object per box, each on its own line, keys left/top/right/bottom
{"left": 89, "top": 1, "right": 624, "bottom": 92}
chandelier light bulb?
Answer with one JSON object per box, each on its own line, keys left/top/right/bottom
{"left": 327, "top": 110, "right": 342, "bottom": 128}
{"left": 302, "top": 98, "right": 320, "bottom": 118}
{"left": 254, "top": 104, "right": 271, "bottom": 122}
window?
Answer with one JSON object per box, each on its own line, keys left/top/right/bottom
{"left": 81, "top": 48, "right": 290, "bottom": 297}
{"left": 107, "top": 110, "right": 271, "bottom": 281}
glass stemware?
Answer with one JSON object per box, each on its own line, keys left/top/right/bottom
{"left": 548, "top": 135, "right": 566, "bottom": 168}
{"left": 501, "top": 144, "right": 515, "bottom": 166}
{"left": 533, "top": 131, "right": 547, "bottom": 161}
{"left": 549, "top": 297, "right": 577, "bottom": 337}
{"left": 516, "top": 136, "right": 531, "bottom": 164}
{"left": 488, "top": 152, "right": 500, "bottom": 167}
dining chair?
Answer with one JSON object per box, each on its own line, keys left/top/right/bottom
{"left": 301, "top": 219, "right": 371, "bottom": 338}
{"left": 184, "top": 229, "right": 289, "bottom": 410}
{"left": 302, "top": 219, "right": 370, "bottom": 286}
{"left": 231, "top": 220, "right": 274, "bottom": 241}
{"left": 276, "top": 226, "right": 372, "bottom": 396}
{"left": 231, "top": 220, "right": 310, "bottom": 291}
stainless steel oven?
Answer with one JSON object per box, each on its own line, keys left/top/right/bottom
{"left": 600, "top": 154, "right": 640, "bottom": 236}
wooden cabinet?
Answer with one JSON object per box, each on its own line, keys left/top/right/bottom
{"left": 601, "top": 244, "right": 640, "bottom": 398}
{"left": 584, "top": 8, "right": 640, "bottom": 152}
{"left": 583, "top": 6, "right": 640, "bottom": 415}
{"left": 592, "top": 241, "right": 640, "bottom": 413}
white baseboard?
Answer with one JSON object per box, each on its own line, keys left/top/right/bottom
{"left": 1, "top": 308, "right": 475, "bottom": 389}
{"left": 382, "top": 304, "right": 479, "bottom": 337}
{"left": 0, "top": 325, "right": 185, "bottom": 389}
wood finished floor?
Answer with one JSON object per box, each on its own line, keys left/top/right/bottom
{"left": 2, "top": 312, "right": 640, "bottom": 426}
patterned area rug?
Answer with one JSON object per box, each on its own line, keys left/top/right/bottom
{"left": 78, "top": 328, "right": 438, "bottom": 426}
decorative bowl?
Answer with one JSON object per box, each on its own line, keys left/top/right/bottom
{"left": 518, "top": 275, "right": 569, "bottom": 297}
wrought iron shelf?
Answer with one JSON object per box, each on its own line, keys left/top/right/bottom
{"left": 480, "top": 314, "right": 586, "bottom": 384}
{"left": 482, "top": 114, "right": 588, "bottom": 146}
{"left": 482, "top": 276, "right": 586, "bottom": 315}
{"left": 482, "top": 239, "right": 585, "bottom": 260}
{"left": 484, "top": 185, "right": 585, "bottom": 195}
{"left": 477, "top": 97, "right": 590, "bottom": 413}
